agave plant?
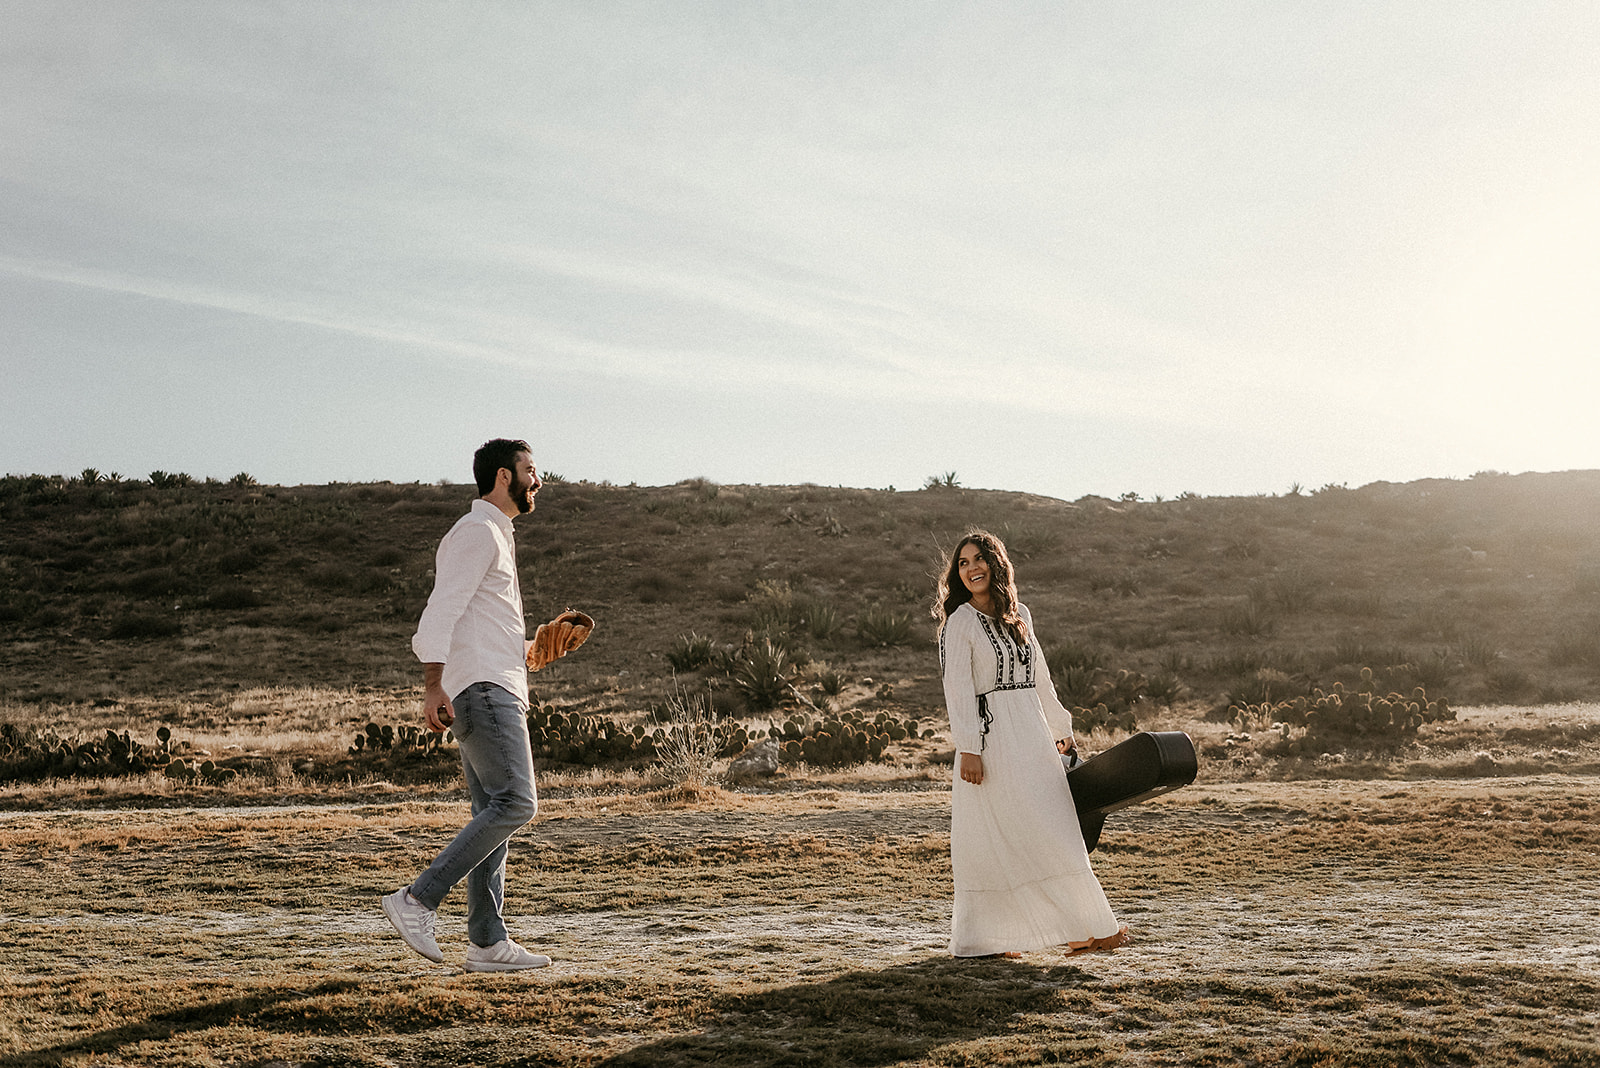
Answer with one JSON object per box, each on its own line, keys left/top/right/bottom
{"left": 857, "top": 604, "right": 913, "bottom": 648}
{"left": 731, "top": 638, "right": 796, "bottom": 711}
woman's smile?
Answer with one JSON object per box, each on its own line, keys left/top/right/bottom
{"left": 958, "top": 547, "right": 991, "bottom": 596}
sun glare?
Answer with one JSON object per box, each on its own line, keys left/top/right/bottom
{"left": 1422, "top": 193, "right": 1600, "bottom": 457}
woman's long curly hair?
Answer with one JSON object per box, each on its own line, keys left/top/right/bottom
{"left": 933, "top": 529, "right": 1027, "bottom": 645}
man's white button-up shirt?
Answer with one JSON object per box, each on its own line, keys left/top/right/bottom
{"left": 412, "top": 498, "right": 528, "bottom": 709}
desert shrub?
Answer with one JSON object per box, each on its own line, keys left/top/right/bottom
{"left": 1265, "top": 567, "right": 1320, "bottom": 612}
{"left": 1225, "top": 667, "right": 1301, "bottom": 707}
{"left": 120, "top": 567, "right": 186, "bottom": 599}
{"left": 1220, "top": 600, "right": 1275, "bottom": 638}
{"left": 32, "top": 606, "right": 71, "bottom": 628}
{"left": 747, "top": 580, "right": 796, "bottom": 636}
{"left": 369, "top": 547, "right": 406, "bottom": 568}
{"left": 1487, "top": 664, "right": 1534, "bottom": 698}
{"left": 304, "top": 562, "right": 351, "bottom": 591}
{"left": 1105, "top": 623, "right": 1172, "bottom": 651}
{"left": 858, "top": 603, "right": 913, "bottom": 647}
{"left": 0, "top": 723, "right": 233, "bottom": 783}
{"left": 767, "top": 709, "right": 923, "bottom": 767}
{"left": 995, "top": 521, "right": 1061, "bottom": 561}
{"left": 1325, "top": 589, "right": 1387, "bottom": 617}
{"left": 811, "top": 665, "right": 847, "bottom": 698}
{"left": 1548, "top": 625, "right": 1600, "bottom": 668}
{"left": 317, "top": 522, "right": 361, "bottom": 549}
{"left": 149, "top": 471, "right": 194, "bottom": 489}
{"left": 323, "top": 721, "right": 456, "bottom": 783}
{"left": 1157, "top": 648, "right": 1194, "bottom": 674}
{"left": 679, "top": 476, "right": 719, "bottom": 501}
{"left": 1066, "top": 669, "right": 1150, "bottom": 735}
{"left": 1455, "top": 635, "right": 1501, "bottom": 668}
{"left": 213, "top": 547, "right": 262, "bottom": 574}
{"left": 730, "top": 638, "right": 797, "bottom": 711}
{"left": 51, "top": 550, "right": 96, "bottom": 572}
{"left": 1045, "top": 640, "right": 1104, "bottom": 678}
{"left": 1229, "top": 668, "right": 1455, "bottom": 751}
{"left": 107, "top": 611, "right": 182, "bottom": 639}
{"left": 1410, "top": 649, "right": 1457, "bottom": 690}
{"left": 705, "top": 502, "right": 740, "bottom": 527}
{"left": 527, "top": 705, "right": 660, "bottom": 765}
{"left": 665, "top": 632, "right": 715, "bottom": 672}
{"left": 344, "top": 720, "right": 453, "bottom": 769}
{"left": 653, "top": 689, "right": 729, "bottom": 788}
{"left": 795, "top": 594, "right": 841, "bottom": 641}
{"left": 1052, "top": 665, "right": 1099, "bottom": 707}
{"left": 1222, "top": 535, "right": 1265, "bottom": 559}
{"left": 1144, "top": 672, "right": 1184, "bottom": 705}
{"left": 290, "top": 609, "right": 346, "bottom": 634}
{"left": 203, "top": 585, "right": 266, "bottom": 610}
{"left": 1204, "top": 649, "right": 1269, "bottom": 678}
{"left": 1088, "top": 569, "right": 1142, "bottom": 598}
{"left": 1330, "top": 635, "right": 1410, "bottom": 669}
{"left": 308, "top": 565, "right": 391, "bottom": 595}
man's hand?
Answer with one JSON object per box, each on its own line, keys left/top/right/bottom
{"left": 959, "top": 752, "right": 984, "bottom": 785}
{"left": 421, "top": 663, "right": 453, "bottom": 732}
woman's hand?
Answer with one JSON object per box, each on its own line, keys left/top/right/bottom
{"left": 959, "top": 752, "right": 984, "bottom": 785}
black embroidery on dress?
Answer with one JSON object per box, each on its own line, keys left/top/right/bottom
{"left": 975, "top": 611, "right": 1035, "bottom": 690}
{"left": 970, "top": 608, "right": 1036, "bottom": 751}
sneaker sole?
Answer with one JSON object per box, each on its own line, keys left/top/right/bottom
{"left": 465, "top": 957, "right": 551, "bottom": 972}
{"left": 382, "top": 894, "right": 444, "bottom": 963}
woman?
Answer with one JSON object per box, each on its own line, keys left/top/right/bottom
{"left": 934, "top": 529, "right": 1130, "bottom": 958}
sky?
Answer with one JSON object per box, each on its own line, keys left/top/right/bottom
{"left": 3, "top": 2, "right": 1599, "bottom": 500}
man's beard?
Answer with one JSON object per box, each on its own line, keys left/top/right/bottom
{"left": 511, "top": 472, "right": 537, "bottom": 514}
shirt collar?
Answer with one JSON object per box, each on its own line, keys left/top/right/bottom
{"left": 471, "top": 497, "right": 516, "bottom": 533}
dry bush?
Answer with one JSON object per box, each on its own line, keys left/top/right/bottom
{"left": 653, "top": 688, "right": 726, "bottom": 789}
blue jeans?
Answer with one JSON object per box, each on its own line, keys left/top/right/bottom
{"left": 409, "top": 682, "right": 538, "bottom": 948}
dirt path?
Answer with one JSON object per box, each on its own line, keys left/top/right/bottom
{"left": 2, "top": 776, "right": 1597, "bottom": 1065}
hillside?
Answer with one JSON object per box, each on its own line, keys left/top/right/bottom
{"left": 3, "top": 470, "right": 1600, "bottom": 724}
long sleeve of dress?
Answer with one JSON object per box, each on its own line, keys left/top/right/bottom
{"left": 1021, "top": 603, "right": 1074, "bottom": 738}
{"left": 941, "top": 609, "right": 986, "bottom": 756}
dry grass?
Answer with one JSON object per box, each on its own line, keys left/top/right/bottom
{"left": 2, "top": 775, "right": 1597, "bottom": 1066}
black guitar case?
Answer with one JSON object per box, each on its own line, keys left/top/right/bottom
{"left": 1063, "top": 731, "right": 1197, "bottom": 852}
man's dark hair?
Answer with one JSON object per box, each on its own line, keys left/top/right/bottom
{"left": 473, "top": 438, "right": 531, "bottom": 496}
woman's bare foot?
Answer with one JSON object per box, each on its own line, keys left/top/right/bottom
{"left": 1065, "top": 925, "right": 1131, "bottom": 956}
{"left": 978, "top": 951, "right": 1023, "bottom": 959}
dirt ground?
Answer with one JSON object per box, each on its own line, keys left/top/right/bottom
{"left": 2, "top": 771, "right": 1598, "bottom": 1067}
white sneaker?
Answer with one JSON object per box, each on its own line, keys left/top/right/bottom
{"left": 466, "top": 939, "right": 551, "bottom": 972}
{"left": 382, "top": 888, "right": 443, "bottom": 963}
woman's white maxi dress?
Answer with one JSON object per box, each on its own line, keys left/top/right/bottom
{"left": 940, "top": 601, "right": 1120, "bottom": 957}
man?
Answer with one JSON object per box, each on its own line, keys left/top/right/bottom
{"left": 382, "top": 438, "right": 550, "bottom": 972}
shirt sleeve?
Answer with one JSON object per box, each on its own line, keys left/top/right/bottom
{"left": 1022, "top": 603, "right": 1074, "bottom": 737}
{"left": 941, "top": 610, "right": 986, "bottom": 756}
{"left": 411, "top": 519, "right": 499, "bottom": 665}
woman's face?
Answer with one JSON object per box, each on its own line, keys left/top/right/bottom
{"left": 957, "top": 543, "right": 992, "bottom": 599}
